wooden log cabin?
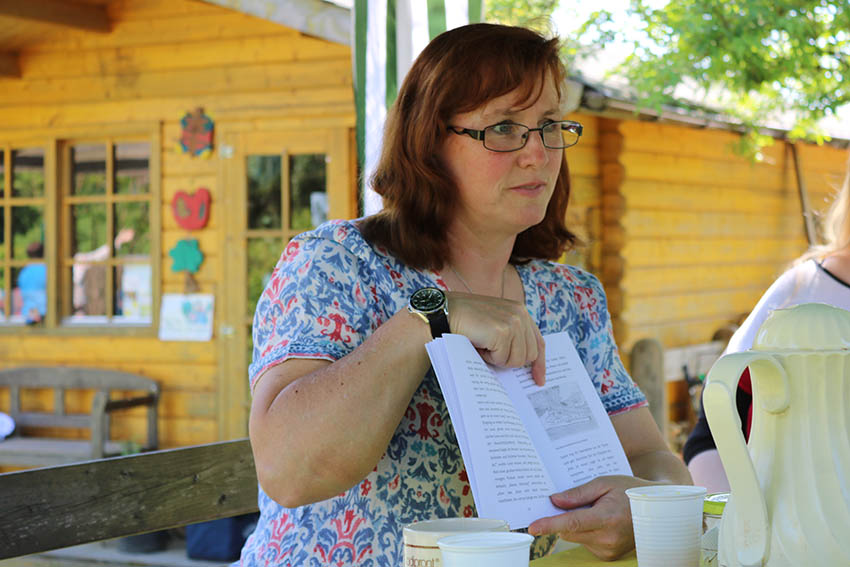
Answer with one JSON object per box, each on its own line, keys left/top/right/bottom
{"left": 0, "top": 0, "right": 847, "bottom": 466}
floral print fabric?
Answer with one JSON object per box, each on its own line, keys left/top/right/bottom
{"left": 240, "top": 219, "right": 646, "bottom": 567}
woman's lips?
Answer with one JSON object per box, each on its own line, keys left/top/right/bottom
{"left": 509, "top": 182, "right": 546, "bottom": 196}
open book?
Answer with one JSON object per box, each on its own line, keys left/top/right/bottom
{"left": 426, "top": 331, "right": 632, "bottom": 529}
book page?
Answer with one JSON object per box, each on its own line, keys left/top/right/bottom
{"left": 496, "top": 332, "right": 632, "bottom": 489}
{"left": 427, "top": 334, "right": 562, "bottom": 528}
{"left": 426, "top": 332, "right": 632, "bottom": 529}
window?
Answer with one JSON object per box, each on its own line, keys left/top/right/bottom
{"left": 0, "top": 147, "right": 47, "bottom": 324}
{"left": 63, "top": 139, "right": 154, "bottom": 325}
{"left": 0, "top": 131, "right": 159, "bottom": 330}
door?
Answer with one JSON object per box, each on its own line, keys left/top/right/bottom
{"left": 219, "top": 128, "right": 354, "bottom": 438}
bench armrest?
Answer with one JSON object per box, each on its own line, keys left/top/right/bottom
{"left": 90, "top": 391, "right": 160, "bottom": 458}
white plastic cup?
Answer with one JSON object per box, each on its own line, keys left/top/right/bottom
{"left": 625, "top": 485, "right": 707, "bottom": 567}
{"left": 403, "top": 518, "right": 509, "bottom": 567}
{"left": 437, "top": 532, "right": 534, "bottom": 567}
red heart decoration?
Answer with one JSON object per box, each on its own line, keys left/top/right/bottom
{"left": 171, "top": 188, "right": 211, "bottom": 230}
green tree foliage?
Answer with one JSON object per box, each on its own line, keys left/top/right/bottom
{"left": 578, "top": 0, "right": 850, "bottom": 156}
{"left": 485, "top": 0, "right": 559, "bottom": 29}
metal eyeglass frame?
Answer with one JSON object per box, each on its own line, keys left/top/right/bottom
{"left": 446, "top": 120, "right": 584, "bottom": 152}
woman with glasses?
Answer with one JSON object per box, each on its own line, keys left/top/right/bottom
{"left": 242, "top": 23, "right": 691, "bottom": 566}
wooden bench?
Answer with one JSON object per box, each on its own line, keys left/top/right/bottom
{"left": 0, "top": 367, "right": 160, "bottom": 467}
{"left": 0, "top": 439, "right": 259, "bottom": 560}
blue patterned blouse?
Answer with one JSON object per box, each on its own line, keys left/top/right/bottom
{"left": 240, "top": 219, "right": 646, "bottom": 567}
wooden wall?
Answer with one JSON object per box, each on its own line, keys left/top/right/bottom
{"left": 615, "top": 120, "right": 847, "bottom": 352}
{"left": 563, "top": 113, "right": 601, "bottom": 272}
{"left": 0, "top": 0, "right": 354, "bottom": 464}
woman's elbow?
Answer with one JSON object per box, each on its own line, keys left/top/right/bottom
{"left": 254, "top": 455, "right": 315, "bottom": 508}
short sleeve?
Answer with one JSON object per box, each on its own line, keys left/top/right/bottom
{"left": 248, "top": 233, "right": 374, "bottom": 391}
{"left": 534, "top": 263, "right": 647, "bottom": 415}
{"left": 569, "top": 269, "right": 647, "bottom": 416}
{"left": 725, "top": 262, "right": 814, "bottom": 354}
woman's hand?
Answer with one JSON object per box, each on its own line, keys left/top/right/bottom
{"left": 446, "top": 291, "right": 546, "bottom": 385}
{"left": 527, "top": 475, "right": 658, "bottom": 561}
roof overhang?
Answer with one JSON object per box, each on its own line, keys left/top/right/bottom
{"left": 201, "top": 0, "right": 350, "bottom": 45}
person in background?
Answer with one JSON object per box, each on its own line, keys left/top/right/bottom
{"left": 684, "top": 153, "right": 850, "bottom": 493}
{"left": 18, "top": 241, "right": 47, "bottom": 325}
{"left": 242, "top": 23, "right": 691, "bottom": 566}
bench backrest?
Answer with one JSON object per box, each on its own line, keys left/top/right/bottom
{"left": 0, "top": 438, "right": 259, "bottom": 559}
{"left": 0, "top": 365, "right": 159, "bottom": 428}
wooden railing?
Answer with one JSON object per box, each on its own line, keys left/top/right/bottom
{"left": 0, "top": 439, "right": 258, "bottom": 560}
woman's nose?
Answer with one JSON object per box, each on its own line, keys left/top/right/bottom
{"left": 517, "top": 130, "right": 548, "bottom": 166}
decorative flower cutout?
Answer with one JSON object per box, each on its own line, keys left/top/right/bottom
{"left": 169, "top": 239, "right": 204, "bottom": 274}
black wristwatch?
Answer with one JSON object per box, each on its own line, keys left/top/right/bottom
{"left": 408, "top": 287, "right": 450, "bottom": 338}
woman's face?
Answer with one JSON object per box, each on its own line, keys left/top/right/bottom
{"left": 441, "top": 73, "right": 564, "bottom": 239}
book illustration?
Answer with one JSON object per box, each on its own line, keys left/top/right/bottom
{"left": 528, "top": 383, "right": 597, "bottom": 441}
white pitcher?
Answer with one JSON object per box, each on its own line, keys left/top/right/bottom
{"left": 703, "top": 302, "right": 850, "bottom": 567}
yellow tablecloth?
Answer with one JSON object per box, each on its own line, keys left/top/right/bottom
{"left": 531, "top": 547, "right": 638, "bottom": 566}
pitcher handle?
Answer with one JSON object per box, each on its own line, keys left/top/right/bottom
{"left": 703, "top": 352, "right": 789, "bottom": 567}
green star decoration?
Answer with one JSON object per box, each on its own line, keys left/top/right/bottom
{"left": 169, "top": 239, "right": 204, "bottom": 274}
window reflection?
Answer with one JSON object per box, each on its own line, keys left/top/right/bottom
{"left": 289, "top": 154, "right": 327, "bottom": 231}
{"left": 247, "top": 155, "right": 282, "bottom": 229}
{"left": 12, "top": 147, "right": 44, "bottom": 198}
{"left": 115, "top": 142, "right": 150, "bottom": 195}
{"left": 72, "top": 144, "right": 106, "bottom": 195}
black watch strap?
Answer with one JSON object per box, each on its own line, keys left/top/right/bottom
{"left": 427, "top": 308, "right": 450, "bottom": 338}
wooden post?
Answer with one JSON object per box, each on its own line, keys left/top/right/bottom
{"left": 598, "top": 118, "right": 627, "bottom": 345}
{"left": 629, "top": 338, "right": 666, "bottom": 435}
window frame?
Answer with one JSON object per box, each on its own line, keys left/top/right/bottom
{"left": 0, "top": 124, "right": 161, "bottom": 336}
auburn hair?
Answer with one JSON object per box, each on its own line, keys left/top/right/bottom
{"left": 359, "top": 23, "right": 576, "bottom": 270}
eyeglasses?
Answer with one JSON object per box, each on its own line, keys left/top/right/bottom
{"left": 447, "top": 120, "right": 583, "bottom": 152}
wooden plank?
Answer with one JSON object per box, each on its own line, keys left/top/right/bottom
{"left": 0, "top": 367, "right": 158, "bottom": 391}
{"left": 0, "top": 337, "right": 216, "bottom": 365}
{"left": 22, "top": 12, "right": 290, "bottom": 50}
{"left": 9, "top": 412, "right": 88, "bottom": 428}
{"left": 628, "top": 317, "right": 746, "bottom": 350}
{"left": 0, "top": 87, "right": 354, "bottom": 131}
{"left": 0, "top": 59, "right": 354, "bottom": 107}
{"left": 621, "top": 151, "right": 788, "bottom": 188}
{"left": 0, "top": 439, "right": 259, "bottom": 559}
{"left": 564, "top": 144, "right": 598, "bottom": 176}
{"left": 622, "top": 179, "right": 797, "bottom": 213}
{"left": 0, "top": 362, "right": 219, "bottom": 392}
{"left": 10, "top": 415, "right": 220, "bottom": 449}
{"left": 0, "top": 0, "right": 109, "bottom": 32}
{"left": 48, "top": 390, "right": 216, "bottom": 420}
{"left": 20, "top": 34, "right": 350, "bottom": 79}
{"left": 622, "top": 263, "right": 782, "bottom": 296}
{"left": 622, "top": 236, "right": 807, "bottom": 267}
{"left": 162, "top": 258, "right": 220, "bottom": 285}
{"left": 623, "top": 287, "right": 767, "bottom": 326}
{"left": 109, "top": 0, "right": 237, "bottom": 20}
{"left": 162, "top": 230, "right": 218, "bottom": 254}
{"left": 0, "top": 50, "right": 19, "bottom": 77}
{"left": 0, "top": 438, "right": 120, "bottom": 468}
{"left": 620, "top": 120, "right": 787, "bottom": 163}
{"left": 622, "top": 209, "right": 807, "bottom": 239}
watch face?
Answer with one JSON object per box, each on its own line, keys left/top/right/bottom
{"left": 410, "top": 287, "right": 446, "bottom": 313}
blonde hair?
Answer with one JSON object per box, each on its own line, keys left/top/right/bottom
{"left": 798, "top": 150, "right": 850, "bottom": 263}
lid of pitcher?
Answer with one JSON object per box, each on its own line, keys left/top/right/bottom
{"left": 753, "top": 302, "right": 850, "bottom": 351}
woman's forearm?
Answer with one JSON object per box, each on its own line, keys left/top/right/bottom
{"left": 629, "top": 449, "right": 693, "bottom": 485}
{"left": 250, "top": 308, "right": 432, "bottom": 507}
